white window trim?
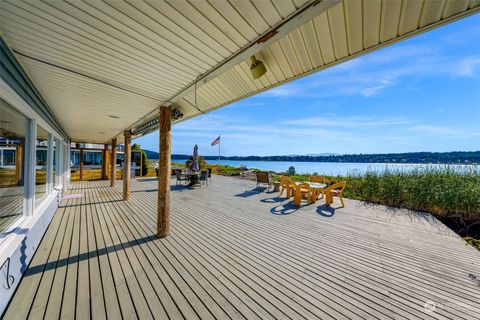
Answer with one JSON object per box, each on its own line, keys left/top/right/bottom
{"left": 46, "top": 133, "right": 54, "bottom": 195}
{"left": 0, "top": 77, "right": 69, "bottom": 312}
{"left": 24, "top": 119, "right": 36, "bottom": 217}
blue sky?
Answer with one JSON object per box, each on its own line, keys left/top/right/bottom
{"left": 135, "top": 14, "right": 480, "bottom": 156}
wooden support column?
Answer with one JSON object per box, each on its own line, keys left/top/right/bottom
{"left": 101, "top": 144, "right": 108, "bottom": 180}
{"left": 110, "top": 138, "right": 117, "bottom": 187}
{"left": 157, "top": 106, "right": 171, "bottom": 238}
{"left": 15, "top": 144, "right": 23, "bottom": 185}
{"left": 123, "top": 131, "right": 132, "bottom": 200}
{"left": 79, "top": 148, "right": 84, "bottom": 181}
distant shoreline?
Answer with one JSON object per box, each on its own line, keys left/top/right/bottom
{"left": 163, "top": 150, "right": 480, "bottom": 165}
{"left": 168, "top": 158, "right": 479, "bottom": 165}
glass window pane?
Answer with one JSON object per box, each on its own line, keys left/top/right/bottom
{"left": 64, "top": 144, "right": 69, "bottom": 187}
{"left": 0, "top": 98, "right": 26, "bottom": 232}
{"left": 53, "top": 139, "right": 57, "bottom": 187}
{"left": 36, "top": 126, "right": 48, "bottom": 204}
{"left": 70, "top": 150, "right": 80, "bottom": 181}
{"left": 85, "top": 151, "right": 102, "bottom": 180}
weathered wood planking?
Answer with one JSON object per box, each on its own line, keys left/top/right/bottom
{"left": 3, "top": 175, "right": 480, "bottom": 319}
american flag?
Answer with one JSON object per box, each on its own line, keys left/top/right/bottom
{"left": 211, "top": 135, "right": 220, "bottom": 146}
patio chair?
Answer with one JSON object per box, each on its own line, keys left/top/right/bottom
{"left": 293, "top": 182, "right": 314, "bottom": 206}
{"left": 279, "top": 176, "right": 296, "bottom": 197}
{"left": 175, "top": 170, "right": 189, "bottom": 185}
{"left": 207, "top": 168, "right": 212, "bottom": 182}
{"left": 310, "top": 175, "right": 326, "bottom": 199}
{"left": 199, "top": 170, "right": 208, "bottom": 186}
{"left": 325, "top": 181, "right": 346, "bottom": 207}
{"left": 256, "top": 171, "right": 273, "bottom": 190}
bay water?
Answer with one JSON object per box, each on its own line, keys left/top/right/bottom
{"left": 199, "top": 159, "right": 476, "bottom": 176}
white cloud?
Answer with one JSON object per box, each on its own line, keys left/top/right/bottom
{"left": 259, "top": 84, "right": 306, "bottom": 98}
{"left": 252, "top": 40, "right": 480, "bottom": 99}
{"left": 284, "top": 115, "right": 412, "bottom": 128}
{"left": 455, "top": 56, "right": 480, "bottom": 76}
{"left": 360, "top": 78, "right": 395, "bottom": 97}
{"left": 407, "top": 125, "right": 480, "bottom": 139}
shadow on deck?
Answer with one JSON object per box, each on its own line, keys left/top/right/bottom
{"left": 4, "top": 175, "right": 480, "bottom": 319}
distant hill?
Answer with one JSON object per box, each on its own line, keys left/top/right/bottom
{"left": 169, "top": 151, "right": 480, "bottom": 164}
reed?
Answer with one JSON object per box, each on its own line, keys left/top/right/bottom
{"left": 341, "top": 165, "right": 480, "bottom": 220}
{"left": 282, "top": 166, "right": 479, "bottom": 220}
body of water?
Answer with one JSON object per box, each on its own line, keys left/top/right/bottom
{"left": 199, "top": 159, "right": 475, "bottom": 176}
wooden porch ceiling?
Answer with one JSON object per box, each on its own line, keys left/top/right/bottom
{"left": 0, "top": 1, "right": 479, "bottom": 143}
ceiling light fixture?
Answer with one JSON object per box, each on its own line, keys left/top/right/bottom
{"left": 250, "top": 55, "right": 267, "bottom": 79}
{"left": 172, "top": 108, "right": 184, "bottom": 121}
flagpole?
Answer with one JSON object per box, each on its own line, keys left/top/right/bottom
{"left": 217, "top": 134, "right": 221, "bottom": 172}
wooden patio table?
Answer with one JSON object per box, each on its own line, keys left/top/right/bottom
{"left": 293, "top": 181, "right": 327, "bottom": 206}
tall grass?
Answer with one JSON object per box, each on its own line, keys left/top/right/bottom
{"left": 273, "top": 165, "right": 480, "bottom": 221}
{"left": 342, "top": 165, "right": 480, "bottom": 220}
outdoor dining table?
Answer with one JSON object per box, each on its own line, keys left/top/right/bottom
{"left": 293, "top": 181, "right": 327, "bottom": 206}
{"left": 185, "top": 171, "right": 200, "bottom": 187}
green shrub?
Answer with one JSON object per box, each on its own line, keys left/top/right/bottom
{"left": 185, "top": 156, "right": 207, "bottom": 170}
{"left": 132, "top": 143, "right": 148, "bottom": 176}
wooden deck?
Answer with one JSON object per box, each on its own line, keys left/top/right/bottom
{"left": 3, "top": 175, "right": 480, "bottom": 319}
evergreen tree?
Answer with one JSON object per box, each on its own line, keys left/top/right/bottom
{"left": 132, "top": 143, "right": 148, "bottom": 176}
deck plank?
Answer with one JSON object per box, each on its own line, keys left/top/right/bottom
{"left": 3, "top": 176, "right": 480, "bottom": 320}
{"left": 101, "top": 190, "right": 170, "bottom": 319}
{"left": 3, "top": 199, "right": 68, "bottom": 320}
{"left": 76, "top": 181, "right": 91, "bottom": 320}
{"left": 28, "top": 198, "right": 76, "bottom": 320}
{"left": 85, "top": 183, "right": 107, "bottom": 320}
{"left": 42, "top": 194, "right": 77, "bottom": 319}
{"left": 60, "top": 188, "right": 82, "bottom": 320}
{"left": 89, "top": 183, "right": 123, "bottom": 320}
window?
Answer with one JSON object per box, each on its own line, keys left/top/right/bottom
{"left": 64, "top": 143, "right": 69, "bottom": 187}
{"left": 53, "top": 138, "right": 58, "bottom": 187}
{"left": 83, "top": 151, "right": 102, "bottom": 166}
{"left": 70, "top": 150, "right": 80, "bottom": 167}
{"left": 35, "top": 126, "right": 48, "bottom": 204}
{"left": 55, "top": 138, "right": 61, "bottom": 187}
{"left": 0, "top": 98, "right": 27, "bottom": 232}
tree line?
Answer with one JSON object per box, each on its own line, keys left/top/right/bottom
{"left": 170, "top": 151, "right": 480, "bottom": 164}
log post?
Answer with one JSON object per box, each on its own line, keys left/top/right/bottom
{"left": 15, "top": 145, "right": 23, "bottom": 185}
{"left": 102, "top": 144, "right": 108, "bottom": 180}
{"left": 110, "top": 138, "right": 117, "bottom": 187}
{"left": 123, "top": 130, "right": 131, "bottom": 200}
{"left": 79, "top": 148, "right": 84, "bottom": 181}
{"left": 157, "top": 106, "right": 171, "bottom": 238}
